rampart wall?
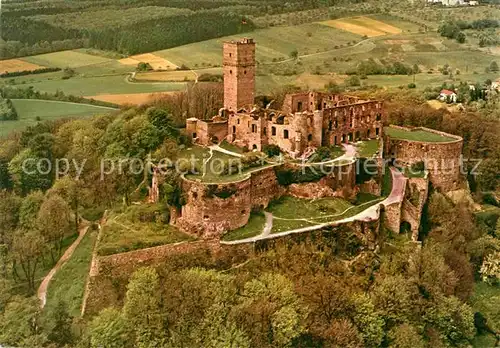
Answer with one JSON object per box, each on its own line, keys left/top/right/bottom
{"left": 384, "top": 126, "right": 463, "bottom": 192}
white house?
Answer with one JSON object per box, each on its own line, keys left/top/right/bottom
{"left": 438, "top": 89, "right": 458, "bottom": 102}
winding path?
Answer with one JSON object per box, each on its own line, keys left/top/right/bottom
{"left": 221, "top": 167, "right": 406, "bottom": 245}
{"left": 37, "top": 224, "right": 89, "bottom": 308}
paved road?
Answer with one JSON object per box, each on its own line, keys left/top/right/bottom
{"left": 37, "top": 224, "right": 89, "bottom": 308}
{"left": 220, "top": 167, "right": 406, "bottom": 245}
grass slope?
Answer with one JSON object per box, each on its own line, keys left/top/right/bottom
{"left": 44, "top": 230, "right": 96, "bottom": 317}
{"left": 0, "top": 99, "right": 117, "bottom": 137}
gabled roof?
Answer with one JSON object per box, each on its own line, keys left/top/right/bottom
{"left": 440, "top": 89, "right": 456, "bottom": 95}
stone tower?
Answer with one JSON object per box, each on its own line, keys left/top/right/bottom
{"left": 223, "top": 38, "right": 256, "bottom": 111}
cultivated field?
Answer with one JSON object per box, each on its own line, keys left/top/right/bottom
{"left": 87, "top": 92, "right": 179, "bottom": 106}
{"left": 135, "top": 70, "right": 197, "bottom": 82}
{"left": 119, "top": 53, "right": 178, "bottom": 70}
{"left": 0, "top": 99, "right": 117, "bottom": 137}
{"left": 320, "top": 16, "right": 402, "bottom": 37}
{"left": 0, "top": 59, "right": 45, "bottom": 73}
{"left": 10, "top": 74, "right": 186, "bottom": 96}
{"left": 22, "top": 50, "right": 112, "bottom": 68}
{"left": 155, "top": 23, "right": 361, "bottom": 67}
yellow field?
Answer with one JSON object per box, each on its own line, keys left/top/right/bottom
{"left": 352, "top": 17, "right": 402, "bottom": 35}
{"left": 0, "top": 59, "right": 45, "bottom": 73}
{"left": 119, "top": 53, "right": 178, "bottom": 70}
{"left": 320, "top": 16, "right": 402, "bottom": 37}
{"left": 135, "top": 70, "right": 197, "bottom": 82}
{"left": 87, "top": 92, "right": 179, "bottom": 105}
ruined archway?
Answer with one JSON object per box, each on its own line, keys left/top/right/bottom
{"left": 400, "top": 221, "right": 412, "bottom": 234}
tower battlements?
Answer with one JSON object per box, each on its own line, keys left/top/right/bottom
{"left": 223, "top": 38, "right": 256, "bottom": 111}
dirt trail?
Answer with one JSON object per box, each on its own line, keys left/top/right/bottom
{"left": 37, "top": 224, "right": 89, "bottom": 308}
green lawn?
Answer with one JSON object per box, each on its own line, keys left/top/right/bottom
{"left": 385, "top": 126, "right": 457, "bottom": 142}
{"left": 222, "top": 212, "right": 266, "bottom": 241}
{"left": 181, "top": 145, "right": 274, "bottom": 184}
{"left": 268, "top": 196, "right": 354, "bottom": 220}
{"left": 22, "top": 50, "right": 112, "bottom": 68}
{"left": 356, "top": 139, "right": 379, "bottom": 158}
{"left": 268, "top": 196, "right": 383, "bottom": 234}
{"left": 97, "top": 212, "right": 193, "bottom": 256}
{"left": 0, "top": 99, "right": 117, "bottom": 137}
{"left": 44, "top": 230, "right": 96, "bottom": 318}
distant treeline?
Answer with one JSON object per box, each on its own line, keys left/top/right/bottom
{"left": 1, "top": 0, "right": 369, "bottom": 58}
{"left": 1, "top": 67, "right": 61, "bottom": 79}
{"left": 0, "top": 86, "right": 119, "bottom": 109}
{"left": 1, "top": 8, "right": 255, "bottom": 57}
{"left": 347, "top": 58, "right": 419, "bottom": 76}
{"left": 438, "top": 19, "right": 499, "bottom": 44}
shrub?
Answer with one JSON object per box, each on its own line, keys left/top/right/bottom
{"left": 408, "top": 83, "right": 416, "bottom": 89}
{"left": 346, "top": 75, "right": 361, "bottom": 87}
{"left": 0, "top": 98, "right": 18, "bottom": 121}
{"left": 136, "top": 62, "right": 153, "bottom": 72}
{"left": 262, "top": 144, "right": 281, "bottom": 157}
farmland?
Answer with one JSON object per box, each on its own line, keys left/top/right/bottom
{"left": 0, "top": 99, "right": 117, "bottom": 137}
{"left": 22, "top": 51, "right": 113, "bottom": 69}
{"left": 0, "top": 59, "right": 45, "bottom": 74}
{"left": 155, "top": 22, "right": 362, "bottom": 67}
{"left": 87, "top": 92, "right": 179, "bottom": 106}
{"left": 6, "top": 74, "right": 187, "bottom": 97}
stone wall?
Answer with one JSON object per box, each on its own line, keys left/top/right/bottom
{"left": 384, "top": 126, "right": 463, "bottom": 192}
{"left": 250, "top": 166, "right": 285, "bottom": 208}
{"left": 196, "top": 119, "right": 229, "bottom": 145}
{"left": 177, "top": 176, "right": 253, "bottom": 239}
{"left": 401, "top": 176, "right": 429, "bottom": 240}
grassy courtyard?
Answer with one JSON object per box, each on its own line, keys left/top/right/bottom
{"left": 222, "top": 212, "right": 267, "bottom": 242}
{"left": 356, "top": 139, "right": 380, "bottom": 158}
{"left": 385, "top": 126, "right": 457, "bottom": 142}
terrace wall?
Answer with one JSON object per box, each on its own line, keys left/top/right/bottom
{"left": 384, "top": 126, "right": 463, "bottom": 192}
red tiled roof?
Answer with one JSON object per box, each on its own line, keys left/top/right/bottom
{"left": 440, "top": 89, "right": 456, "bottom": 95}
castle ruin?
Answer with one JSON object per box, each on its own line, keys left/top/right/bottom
{"left": 186, "top": 38, "right": 384, "bottom": 157}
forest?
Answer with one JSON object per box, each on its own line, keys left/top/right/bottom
{"left": 0, "top": 0, "right": 370, "bottom": 58}
{"left": 0, "top": 82, "right": 499, "bottom": 346}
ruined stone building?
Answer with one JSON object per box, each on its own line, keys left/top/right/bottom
{"left": 186, "top": 38, "right": 385, "bottom": 157}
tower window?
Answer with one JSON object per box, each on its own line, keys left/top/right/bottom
{"left": 237, "top": 119, "right": 240, "bottom": 124}
{"left": 308, "top": 134, "right": 313, "bottom": 141}
{"left": 229, "top": 53, "right": 232, "bottom": 57}
{"left": 263, "top": 127, "right": 267, "bottom": 135}
{"left": 244, "top": 70, "right": 247, "bottom": 74}
{"left": 297, "top": 101, "right": 303, "bottom": 111}
{"left": 232, "top": 126, "right": 236, "bottom": 133}
{"left": 251, "top": 124, "right": 257, "bottom": 133}
{"left": 284, "top": 129, "right": 289, "bottom": 139}
{"left": 230, "top": 70, "right": 233, "bottom": 74}
{"left": 272, "top": 127, "right": 276, "bottom": 136}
